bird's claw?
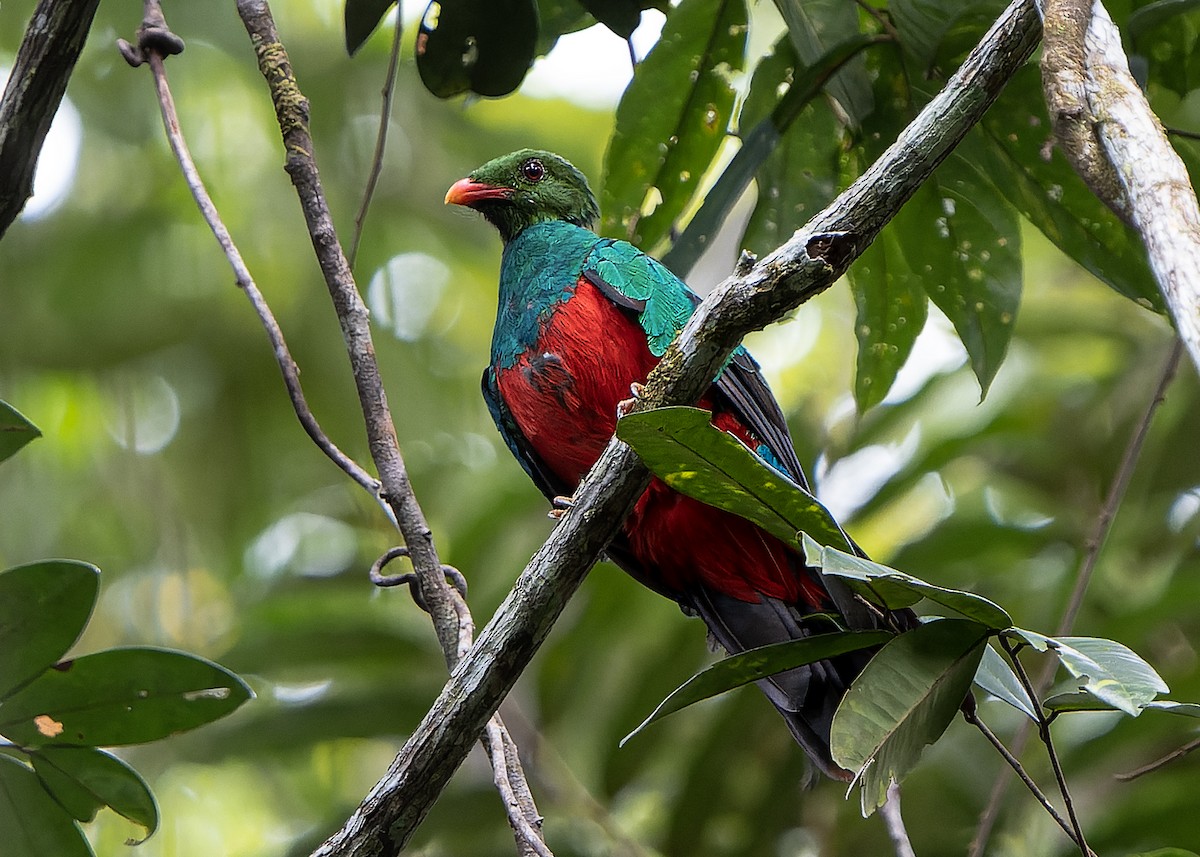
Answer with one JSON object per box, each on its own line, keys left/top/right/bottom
{"left": 616, "top": 382, "right": 645, "bottom": 418}
{"left": 548, "top": 495, "right": 575, "bottom": 520}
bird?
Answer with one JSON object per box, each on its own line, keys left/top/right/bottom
{"left": 446, "top": 149, "right": 901, "bottom": 780}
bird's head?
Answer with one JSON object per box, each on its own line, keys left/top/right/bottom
{"left": 445, "top": 149, "right": 600, "bottom": 243}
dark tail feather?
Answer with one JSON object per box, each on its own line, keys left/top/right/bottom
{"left": 688, "top": 587, "right": 880, "bottom": 781}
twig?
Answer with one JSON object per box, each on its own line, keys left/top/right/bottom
{"left": 347, "top": 14, "right": 404, "bottom": 270}
{"left": 0, "top": 0, "right": 102, "bottom": 236}
{"left": 307, "top": 3, "right": 1045, "bottom": 854}
{"left": 1115, "top": 734, "right": 1200, "bottom": 781}
{"left": 879, "top": 785, "right": 915, "bottom": 857}
{"left": 963, "top": 706, "right": 1080, "bottom": 842}
{"left": 232, "top": 3, "right": 552, "bottom": 855}
{"left": 969, "top": 338, "right": 1183, "bottom": 855}
{"left": 999, "top": 637, "right": 1092, "bottom": 856}
{"left": 118, "top": 2, "right": 381, "bottom": 502}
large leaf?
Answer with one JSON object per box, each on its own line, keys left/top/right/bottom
{"left": 831, "top": 618, "right": 988, "bottom": 815}
{"left": 415, "top": 0, "right": 539, "bottom": 98}
{"left": 343, "top": 0, "right": 397, "bottom": 55}
{"left": 973, "top": 643, "right": 1036, "bottom": 719}
{"left": 536, "top": 0, "right": 594, "bottom": 55}
{"left": 580, "top": 0, "right": 667, "bottom": 39}
{"left": 809, "top": 541, "right": 1013, "bottom": 629}
{"left": 0, "top": 755, "right": 92, "bottom": 857}
{"left": 898, "top": 144, "right": 1022, "bottom": 396}
{"left": 0, "top": 561, "right": 99, "bottom": 701}
{"left": 1050, "top": 636, "right": 1169, "bottom": 716}
{"left": 847, "top": 219, "right": 929, "bottom": 410}
{"left": 30, "top": 747, "right": 158, "bottom": 839}
{"left": 0, "top": 648, "right": 252, "bottom": 748}
{"left": 600, "top": 0, "right": 747, "bottom": 250}
{"left": 976, "top": 65, "right": 1160, "bottom": 307}
{"left": 1127, "top": 0, "right": 1200, "bottom": 96}
{"left": 616, "top": 406, "right": 854, "bottom": 552}
{"left": 889, "top": 0, "right": 1006, "bottom": 69}
{"left": 622, "top": 630, "right": 892, "bottom": 744}
{"left": 0, "top": 400, "right": 41, "bottom": 464}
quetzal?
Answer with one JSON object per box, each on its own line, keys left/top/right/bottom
{"left": 446, "top": 149, "right": 895, "bottom": 780}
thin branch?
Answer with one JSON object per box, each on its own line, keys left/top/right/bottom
{"left": 348, "top": 14, "right": 404, "bottom": 270}
{"left": 969, "top": 338, "right": 1183, "bottom": 855}
{"left": 118, "top": 5, "right": 381, "bottom": 502}
{"left": 307, "top": 3, "right": 1045, "bottom": 854}
{"left": 1115, "top": 734, "right": 1200, "bottom": 782}
{"left": 964, "top": 706, "right": 1080, "bottom": 842}
{"left": 879, "top": 785, "right": 915, "bottom": 857}
{"left": 0, "top": 0, "right": 102, "bottom": 236}
{"left": 232, "top": 3, "right": 552, "bottom": 855}
{"left": 1000, "top": 637, "right": 1091, "bottom": 856}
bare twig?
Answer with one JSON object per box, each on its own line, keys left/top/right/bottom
{"left": 232, "top": 3, "right": 552, "bottom": 854}
{"left": 879, "top": 785, "right": 915, "bottom": 857}
{"left": 969, "top": 338, "right": 1183, "bottom": 855}
{"left": 306, "top": 3, "right": 1045, "bottom": 854}
{"left": 119, "top": 3, "right": 381, "bottom": 502}
{"left": 0, "top": 0, "right": 102, "bottom": 236}
{"left": 1115, "top": 734, "right": 1200, "bottom": 782}
{"left": 348, "top": 14, "right": 404, "bottom": 269}
{"left": 1000, "top": 637, "right": 1092, "bottom": 856}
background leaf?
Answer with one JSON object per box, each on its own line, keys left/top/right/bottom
{"left": 973, "top": 643, "right": 1036, "bottom": 719}
{"left": 0, "top": 560, "right": 99, "bottom": 700}
{"left": 415, "top": 0, "right": 539, "bottom": 98}
{"left": 343, "top": 0, "right": 397, "bottom": 55}
{"left": 831, "top": 619, "right": 988, "bottom": 815}
{"left": 0, "top": 648, "right": 252, "bottom": 748}
{"left": 600, "top": 0, "right": 747, "bottom": 250}
{"left": 0, "top": 400, "right": 41, "bottom": 464}
{"left": 0, "top": 755, "right": 93, "bottom": 857}
{"left": 31, "top": 747, "right": 158, "bottom": 838}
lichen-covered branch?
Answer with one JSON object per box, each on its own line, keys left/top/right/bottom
{"left": 311, "top": 3, "right": 1043, "bottom": 855}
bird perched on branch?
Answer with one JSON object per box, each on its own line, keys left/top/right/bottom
{"left": 446, "top": 149, "right": 897, "bottom": 779}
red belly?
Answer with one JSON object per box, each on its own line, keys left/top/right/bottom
{"left": 496, "top": 279, "right": 824, "bottom": 608}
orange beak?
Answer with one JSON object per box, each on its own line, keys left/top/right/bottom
{"left": 444, "top": 178, "right": 512, "bottom": 206}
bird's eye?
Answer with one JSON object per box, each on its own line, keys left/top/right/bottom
{"left": 520, "top": 158, "right": 546, "bottom": 183}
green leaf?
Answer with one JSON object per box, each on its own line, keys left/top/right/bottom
{"left": 1143, "top": 700, "right": 1200, "bottom": 717}
{"left": 579, "top": 0, "right": 665, "bottom": 39}
{"left": 1006, "top": 627, "right": 1054, "bottom": 652}
{"left": 0, "top": 755, "right": 93, "bottom": 857}
{"left": 1127, "top": 850, "right": 1200, "bottom": 857}
{"left": 30, "top": 747, "right": 158, "bottom": 839}
{"left": 848, "top": 219, "right": 929, "bottom": 410}
{"left": 973, "top": 643, "right": 1036, "bottom": 719}
{"left": 831, "top": 618, "right": 988, "bottom": 815}
{"left": 976, "top": 66, "right": 1160, "bottom": 307}
{"left": 889, "top": 0, "right": 1005, "bottom": 69}
{"left": 0, "top": 648, "right": 253, "bottom": 748}
{"left": 0, "top": 561, "right": 100, "bottom": 701}
{"left": 665, "top": 34, "right": 869, "bottom": 275}
{"left": 1042, "top": 690, "right": 1118, "bottom": 714}
{"left": 616, "top": 406, "right": 854, "bottom": 552}
{"left": 1050, "top": 636, "right": 1169, "bottom": 716}
{"left": 1128, "top": 0, "right": 1200, "bottom": 40}
{"left": 622, "top": 630, "right": 892, "bottom": 744}
{"left": 811, "top": 543, "right": 1013, "bottom": 628}
{"left": 903, "top": 144, "right": 1022, "bottom": 396}
{"left": 772, "top": 0, "right": 872, "bottom": 123}
{"left": 415, "top": 0, "right": 538, "bottom": 98}
{"left": 536, "top": 0, "right": 594, "bottom": 56}
{"left": 343, "top": 0, "right": 397, "bottom": 55}
{"left": 1128, "top": 0, "right": 1200, "bottom": 96}
{"left": 0, "top": 400, "right": 41, "bottom": 464}
{"left": 600, "top": 0, "right": 747, "bottom": 250}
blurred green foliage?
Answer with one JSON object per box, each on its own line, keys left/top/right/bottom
{"left": 2, "top": 0, "right": 1200, "bottom": 855}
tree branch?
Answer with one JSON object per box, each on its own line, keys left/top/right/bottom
{"left": 1039, "top": 0, "right": 1200, "bottom": 376}
{"left": 309, "top": 2, "right": 1044, "bottom": 854}
{"left": 0, "top": 0, "right": 101, "bottom": 236}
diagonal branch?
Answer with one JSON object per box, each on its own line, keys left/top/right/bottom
{"left": 310, "top": 2, "right": 1044, "bottom": 855}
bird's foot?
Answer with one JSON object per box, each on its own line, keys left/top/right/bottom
{"left": 548, "top": 494, "right": 575, "bottom": 520}
{"left": 616, "top": 382, "right": 645, "bottom": 418}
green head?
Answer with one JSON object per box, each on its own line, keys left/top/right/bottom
{"left": 445, "top": 149, "right": 600, "bottom": 243}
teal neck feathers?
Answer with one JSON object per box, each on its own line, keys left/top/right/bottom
{"left": 491, "top": 221, "right": 599, "bottom": 369}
